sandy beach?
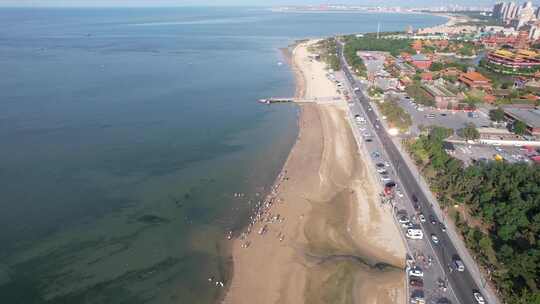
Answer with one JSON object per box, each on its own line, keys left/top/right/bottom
{"left": 223, "top": 40, "right": 406, "bottom": 304}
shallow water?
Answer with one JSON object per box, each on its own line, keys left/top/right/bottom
{"left": 0, "top": 7, "right": 444, "bottom": 303}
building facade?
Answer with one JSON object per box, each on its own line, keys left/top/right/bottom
{"left": 458, "top": 71, "right": 493, "bottom": 90}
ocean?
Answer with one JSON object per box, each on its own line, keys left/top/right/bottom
{"left": 0, "top": 7, "right": 444, "bottom": 303}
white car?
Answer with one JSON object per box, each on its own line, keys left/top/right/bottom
{"left": 419, "top": 213, "right": 426, "bottom": 223}
{"left": 408, "top": 267, "right": 424, "bottom": 277}
{"left": 473, "top": 291, "right": 486, "bottom": 304}
{"left": 406, "top": 228, "right": 423, "bottom": 240}
{"left": 431, "top": 234, "right": 439, "bottom": 244}
{"left": 376, "top": 167, "right": 386, "bottom": 173}
{"left": 402, "top": 222, "right": 414, "bottom": 228}
{"left": 398, "top": 215, "right": 409, "bottom": 224}
{"left": 396, "top": 190, "right": 404, "bottom": 198}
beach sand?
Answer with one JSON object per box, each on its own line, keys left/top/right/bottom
{"left": 223, "top": 40, "right": 406, "bottom": 304}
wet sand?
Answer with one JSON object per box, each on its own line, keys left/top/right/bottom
{"left": 223, "top": 40, "right": 406, "bottom": 304}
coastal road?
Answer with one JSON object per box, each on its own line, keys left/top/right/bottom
{"left": 337, "top": 43, "right": 494, "bottom": 304}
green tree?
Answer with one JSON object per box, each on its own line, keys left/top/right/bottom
{"left": 514, "top": 120, "right": 527, "bottom": 135}
{"left": 430, "top": 62, "right": 444, "bottom": 72}
{"left": 489, "top": 108, "right": 505, "bottom": 122}
{"left": 460, "top": 124, "right": 480, "bottom": 140}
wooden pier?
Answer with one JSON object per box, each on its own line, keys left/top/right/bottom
{"left": 258, "top": 96, "right": 342, "bottom": 104}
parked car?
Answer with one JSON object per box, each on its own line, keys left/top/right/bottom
{"left": 406, "top": 228, "right": 423, "bottom": 240}
{"left": 408, "top": 267, "right": 424, "bottom": 277}
{"left": 419, "top": 213, "right": 426, "bottom": 223}
{"left": 402, "top": 222, "right": 414, "bottom": 228}
{"left": 437, "top": 297, "right": 451, "bottom": 304}
{"left": 376, "top": 167, "right": 387, "bottom": 173}
{"left": 473, "top": 290, "right": 485, "bottom": 304}
{"left": 453, "top": 256, "right": 465, "bottom": 272}
{"left": 439, "top": 222, "right": 446, "bottom": 232}
{"left": 381, "top": 177, "right": 392, "bottom": 183}
{"left": 398, "top": 215, "right": 409, "bottom": 224}
{"left": 409, "top": 278, "right": 423, "bottom": 287}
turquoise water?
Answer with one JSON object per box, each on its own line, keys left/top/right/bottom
{"left": 0, "top": 7, "right": 444, "bottom": 303}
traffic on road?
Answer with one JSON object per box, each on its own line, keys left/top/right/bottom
{"left": 337, "top": 41, "right": 491, "bottom": 304}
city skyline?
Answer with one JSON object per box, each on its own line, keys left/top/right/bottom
{"left": 0, "top": 0, "right": 521, "bottom": 8}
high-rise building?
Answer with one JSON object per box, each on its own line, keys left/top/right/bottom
{"left": 493, "top": 1, "right": 539, "bottom": 28}
{"left": 493, "top": 2, "right": 505, "bottom": 20}
{"left": 501, "top": 2, "right": 510, "bottom": 19}
{"left": 504, "top": 2, "right": 517, "bottom": 22}
{"left": 518, "top": 1, "right": 535, "bottom": 27}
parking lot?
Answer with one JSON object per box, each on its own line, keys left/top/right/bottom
{"left": 450, "top": 142, "right": 536, "bottom": 166}
{"left": 396, "top": 95, "right": 492, "bottom": 136}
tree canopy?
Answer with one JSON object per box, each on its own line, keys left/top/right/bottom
{"left": 459, "top": 123, "right": 480, "bottom": 140}
{"left": 406, "top": 127, "right": 540, "bottom": 303}
{"left": 489, "top": 108, "right": 505, "bottom": 122}
{"left": 514, "top": 120, "right": 527, "bottom": 135}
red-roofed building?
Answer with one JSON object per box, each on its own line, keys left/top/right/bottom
{"left": 410, "top": 54, "right": 432, "bottom": 70}
{"left": 481, "top": 35, "right": 516, "bottom": 48}
{"left": 458, "top": 72, "right": 492, "bottom": 90}
{"left": 421, "top": 72, "right": 433, "bottom": 81}
{"left": 484, "top": 94, "right": 497, "bottom": 104}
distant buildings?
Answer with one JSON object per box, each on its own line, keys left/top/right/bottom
{"left": 494, "top": 1, "right": 540, "bottom": 31}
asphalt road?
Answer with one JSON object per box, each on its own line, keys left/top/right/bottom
{"left": 345, "top": 93, "right": 455, "bottom": 303}
{"left": 338, "top": 45, "right": 484, "bottom": 304}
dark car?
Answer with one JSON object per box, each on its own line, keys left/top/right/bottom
{"left": 413, "top": 203, "right": 420, "bottom": 211}
{"left": 437, "top": 297, "right": 451, "bottom": 304}
{"left": 412, "top": 194, "right": 418, "bottom": 203}
{"left": 365, "top": 138, "right": 373, "bottom": 142}
{"left": 409, "top": 278, "right": 424, "bottom": 287}
{"left": 430, "top": 215, "right": 437, "bottom": 225}
{"left": 439, "top": 222, "right": 447, "bottom": 232}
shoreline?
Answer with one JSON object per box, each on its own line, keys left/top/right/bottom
{"left": 223, "top": 40, "right": 406, "bottom": 304}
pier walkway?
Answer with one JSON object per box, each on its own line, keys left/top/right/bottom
{"left": 258, "top": 96, "right": 342, "bottom": 105}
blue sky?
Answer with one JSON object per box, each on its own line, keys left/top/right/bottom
{"left": 0, "top": 0, "right": 503, "bottom": 7}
